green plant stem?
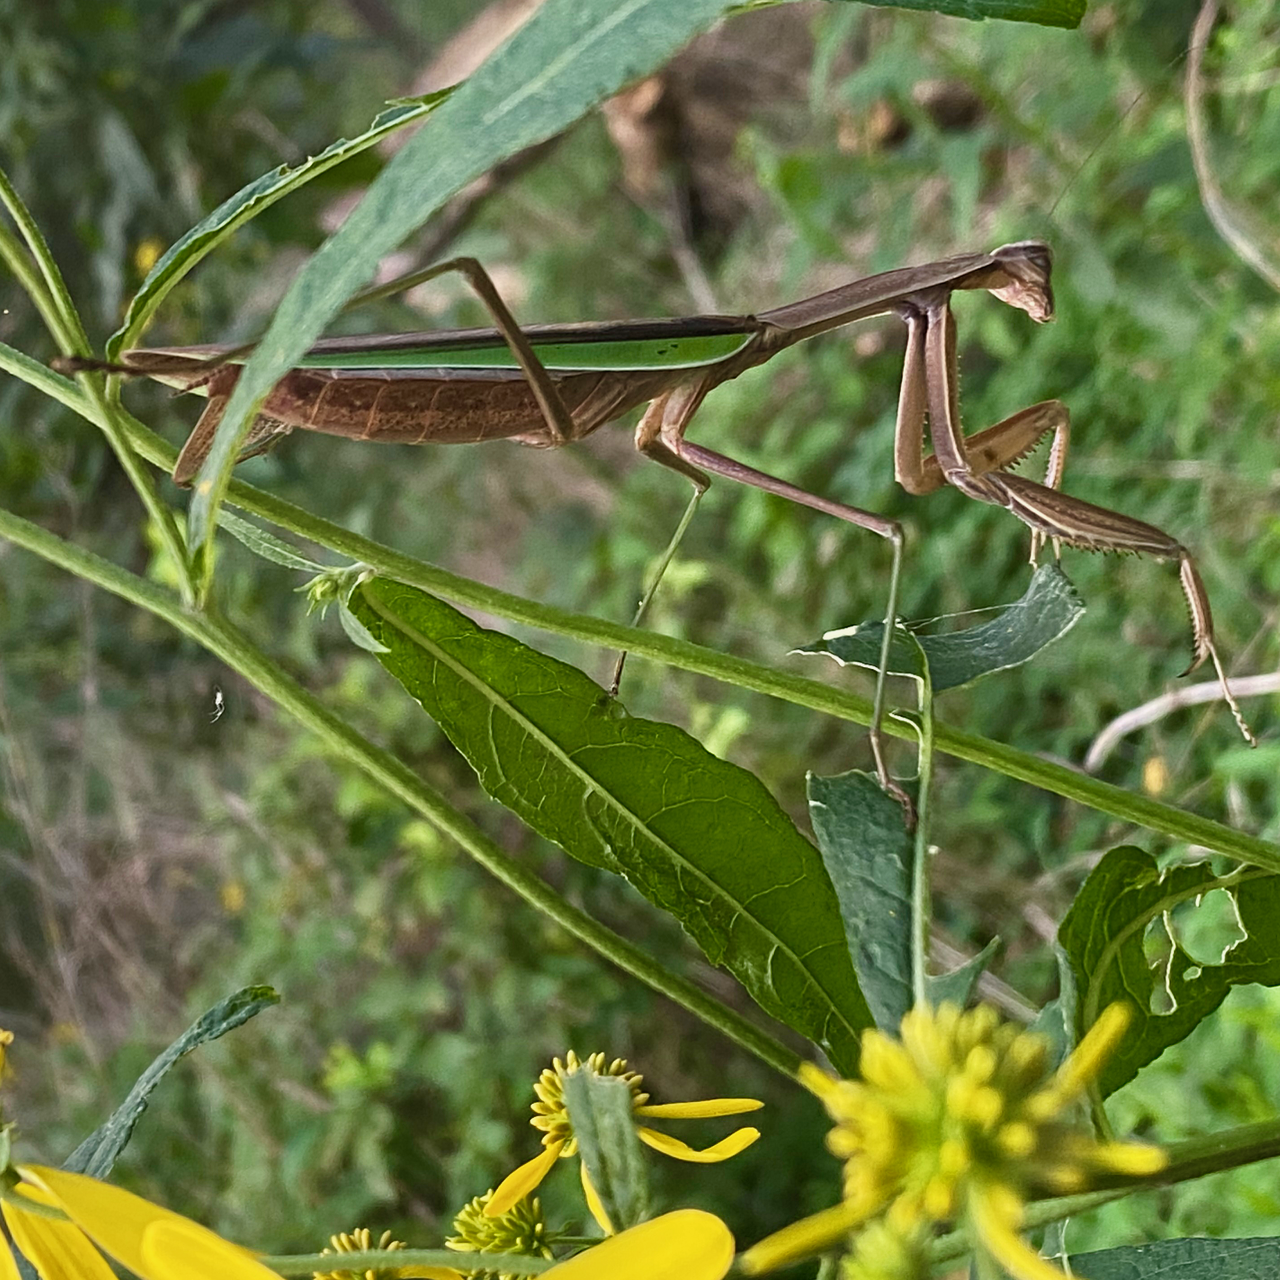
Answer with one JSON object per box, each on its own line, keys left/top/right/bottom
{"left": 0, "top": 504, "right": 801, "bottom": 1081}
{"left": 5, "top": 347, "right": 1277, "bottom": 870}
{"left": 0, "top": 166, "right": 92, "bottom": 353}
{"left": 260, "top": 1248, "right": 549, "bottom": 1276}
{"left": 0, "top": 181, "right": 196, "bottom": 605}
{"left": 0, "top": 221, "right": 72, "bottom": 353}
{"left": 928, "top": 1114, "right": 1280, "bottom": 1268}
{"left": 911, "top": 663, "right": 935, "bottom": 1009}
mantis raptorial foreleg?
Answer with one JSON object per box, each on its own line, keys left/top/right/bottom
{"left": 895, "top": 292, "right": 1254, "bottom": 743}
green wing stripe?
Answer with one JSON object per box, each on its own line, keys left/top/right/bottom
{"left": 295, "top": 330, "right": 753, "bottom": 373}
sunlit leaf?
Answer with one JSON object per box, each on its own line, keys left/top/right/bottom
{"left": 350, "top": 577, "right": 870, "bottom": 1072}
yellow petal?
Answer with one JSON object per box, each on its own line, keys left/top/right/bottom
{"left": 968, "top": 1185, "right": 1065, "bottom": 1280}
{"left": 1052, "top": 1003, "right": 1131, "bottom": 1100}
{"left": 635, "top": 1099, "right": 763, "bottom": 1119}
{"left": 637, "top": 1126, "right": 759, "bottom": 1163}
{"left": 738, "top": 1201, "right": 862, "bottom": 1275}
{"left": 17, "top": 1166, "right": 274, "bottom": 1280}
{"left": 140, "top": 1218, "right": 281, "bottom": 1280}
{"left": 797, "top": 1062, "right": 840, "bottom": 1101}
{"left": 1090, "top": 1141, "right": 1167, "bottom": 1177}
{"left": 485, "top": 1141, "right": 565, "bottom": 1217}
{"left": 1, "top": 1240, "right": 23, "bottom": 1280}
{"left": 1, "top": 1201, "right": 117, "bottom": 1280}
{"left": 580, "top": 1162, "right": 614, "bottom": 1235}
{"left": 540, "top": 1209, "right": 732, "bottom": 1280}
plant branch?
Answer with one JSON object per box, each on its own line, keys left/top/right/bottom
{"left": 0, "top": 173, "right": 196, "bottom": 604}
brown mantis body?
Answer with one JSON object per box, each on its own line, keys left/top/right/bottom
{"left": 61, "top": 241, "right": 1251, "bottom": 809}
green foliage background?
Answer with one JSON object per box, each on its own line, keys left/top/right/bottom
{"left": 1, "top": 0, "right": 1278, "bottom": 1265}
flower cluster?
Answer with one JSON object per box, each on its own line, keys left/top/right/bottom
{"left": 743, "top": 1002, "right": 1165, "bottom": 1280}
{"left": 486, "top": 1050, "right": 761, "bottom": 1229}
{"left": 313, "top": 1226, "right": 416, "bottom": 1280}
{"left": 443, "top": 1190, "right": 556, "bottom": 1280}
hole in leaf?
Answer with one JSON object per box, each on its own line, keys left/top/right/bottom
{"left": 1143, "top": 917, "right": 1176, "bottom": 1015}
{"left": 1167, "top": 888, "right": 1248, "bottom": 966}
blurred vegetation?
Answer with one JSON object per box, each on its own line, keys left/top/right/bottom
{"left": 1, "top": 0, "right": 1278, "bottom": 1263}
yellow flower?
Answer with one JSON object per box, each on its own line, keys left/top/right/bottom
{"left": 313, "top": 1226, "right": 449, "bottom": 1280}
{"left": 1, "top": 1164, "right": 277, "bottom": 1280}
{"left": 485, "top": 1052, "right": 761, "bottom": 1223}
{"left": 741, "top": 1003, "right": 1165, "bottom": 1280}
{"left": 539, "top": 1209, "right": 733, "bottom": 1280}
{"left": 445, "top": 1190, "right": 556, "bottom": 1280}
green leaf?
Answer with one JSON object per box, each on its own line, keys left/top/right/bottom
{"left": 832, "top": 0, "right": 1084, "bottom": 26}
{"left": 350, "top": 578, "right": 870, "bottom": 1073}
{"left": 338, "top": 598, "right": 391, "bottom": 653}
{"left": 927, "top": 936, "right": 1001, "bottom": 1009}
{"left": 1068, "top": 1238, "right": 1280, "bottom": 1279}
{"left": 217, "top": 510, "right": 328, "bottom": 572}
{"left": 107, "top": 93, "right": 452, "bottom": 358}
{"left": 63, "top": 986, "right": 279, "bottom": 1177}
{"left": 1058, "top": 847, "right": 1280, "bottom": 1096}
{"left": 188, "top": 0, "right": 740, "bottom": 557}
{"left": 808, "top": 770, "right": 915, "bottom": 1031}
{"left": 797, "top": 564, "right": 1083, "bottom": 693}
{"left": 563, "top": 1070, "right": 649, "bottom": 1233}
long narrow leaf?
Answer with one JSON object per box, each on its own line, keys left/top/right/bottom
{"left": 108, "top": 94, "right": 452, "bottom": 357}
{"left": 838, "top": 0, "right": 1084, "bottom": 25}
{"left": 63, "top": 987, "right": 279, "bottom": 1177}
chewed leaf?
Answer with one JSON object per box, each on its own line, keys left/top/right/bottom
{"left": 797, "top": 564, "right": 1083, "bottom": 693}
{"left": 350, "top": 577, "right": 871, "bottom": 1073}
{"left": 1058, "top": 846, "right": 1280, "bottom": 1096}
{"left": 108, "top": 93, "right": 452, "bottom": 358}
{"left": 808, "top": 771, "right": 915, "bottom": 1032}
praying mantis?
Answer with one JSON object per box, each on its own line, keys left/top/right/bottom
{"left": 58, "top": 240, "right": 1248, "bottom": 811}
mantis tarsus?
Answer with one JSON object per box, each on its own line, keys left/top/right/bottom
{"left": 58, "top": 241, "right": 1253, "bottom": 814}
